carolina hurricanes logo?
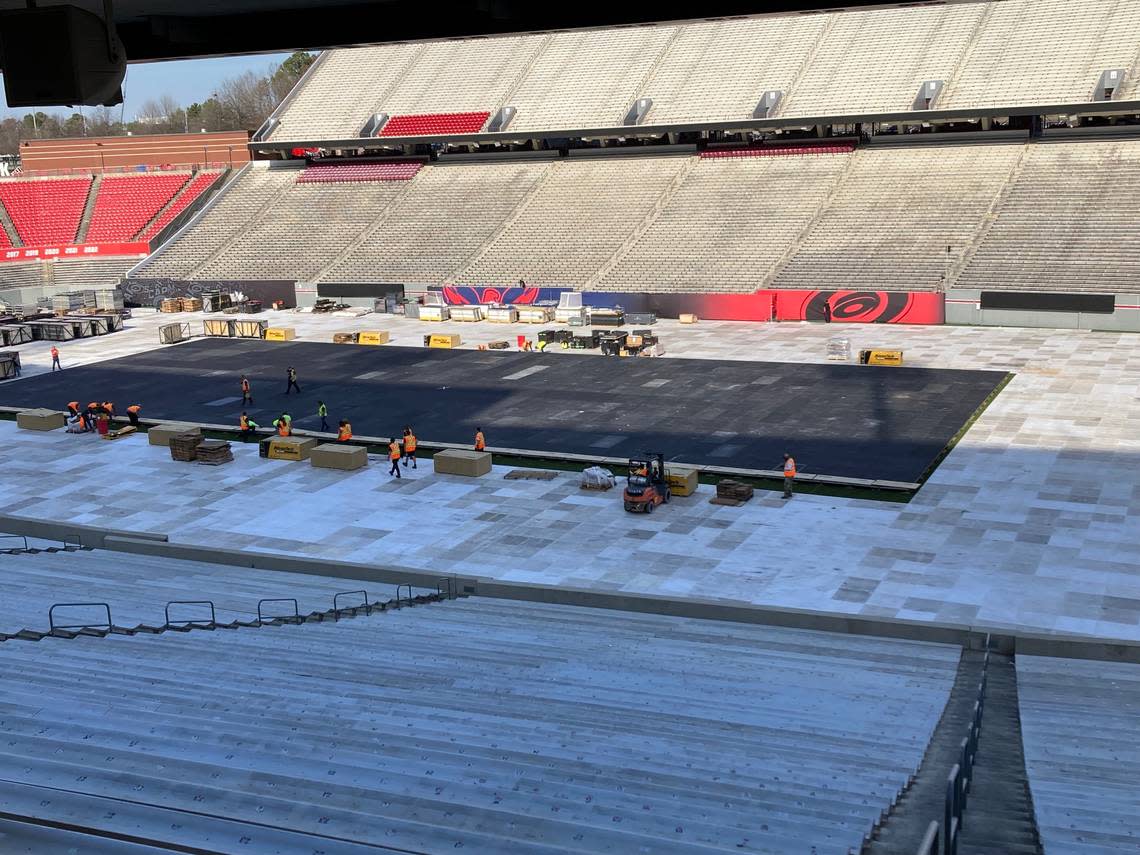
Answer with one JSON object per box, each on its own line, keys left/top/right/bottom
{"left": 803, "top": 290, "right": 914, "bottom": 323}
{"left": 442, "top": 285, "right": 541, "bottom": 305}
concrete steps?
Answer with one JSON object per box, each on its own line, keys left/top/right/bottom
{"left": 0, "top": 597, "right": 960, "bottom": 853}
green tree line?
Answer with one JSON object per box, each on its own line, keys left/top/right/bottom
{"left": 0, "top": 52, "right": 314, "bottom": 157}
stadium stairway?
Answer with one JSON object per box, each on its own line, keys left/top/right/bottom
{"left": 0, "top": 199, "right": 21, "bottom": 246}
{"left": 864, "top": 651, "right": 1042, "bottom": 855}
{"left": 75, "top": 173, "right": 102, "bottom": 244}
{"left": 0, "top": 597, "right": 961, "bottom": 853}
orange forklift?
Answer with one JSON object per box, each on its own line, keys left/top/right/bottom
{"left": 623, "top": 452, "right": 671, "bottom": 513}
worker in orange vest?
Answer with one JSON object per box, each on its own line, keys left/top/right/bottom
{"left": 402, "top": 425, "right": 417, "bottom": 469}
{"left": 126, "top": 404, "right": 141, "bottom": 427}
{"left": 474, "top": 427, "right": 485, "bottom": 452}
{"left": 50, "top": 346, "right": 61, "bottom": 371}
{"left": 66, "top": 401, "right": 80, "bottom": 417}
{"left": 102, "top": 401, "right": 114, "bottom": 419}
{"left": 239, "top": 412, "right": 259, "bottom": 441}
{"left": 337, "top": 420, "right": 352, "bottom": 442}
{"left": 274, "top": 412, "right": 292, "bottom": 436}
{"left": 388, "top": 436, "right": 402, "bottom": 479}
{"left": 85, "top": 402, "right": 100, "bottom": 431}
{"left": 240, "top": 375, "right": 252, "bottom": 405}
{"left": 782, "top": 452, "right": 797, "bottom": 499}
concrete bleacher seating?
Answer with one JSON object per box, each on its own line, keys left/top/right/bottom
{"left": 956, "top": 139, "right": 1140, "bottom": 293}
{"left": 0, "top": 568, "right": 961, "bottom": 852}
{"left": 322, "top": 159, "right": 553, "bottom": 286}
{"left": 136, "top": 164, "right": 296, "bottom": 279}
{"left": 296, "top": 160, "right": 422, "bottom": 182}
{"left": 598, "top": 149, "right": 851, "bottom": 293}
{"left": 85, "top": 172, "right": 192, "bottom": 243}
{"left": 139, "top": 170, "right": 225, "bottom": 243}
{"left": 263, "top": 1, "right": 1140, "bottom": 141}
{"left": 0, "top": 176, "right": 91, "bottom": 246}
{"left": 47, "top": 257, "right": 138, "bottom": 290}
{"left": 1017, "top": 655, "right": 1140, "bottom": 853}
{"left": 459, "top": 156, "right": 687, "bottom": 285}
{"left": 772, "top": 142, "right": 1023, "bottom": 292}
{"left": 379, "top": 112, "right": 490, "bottom": 136}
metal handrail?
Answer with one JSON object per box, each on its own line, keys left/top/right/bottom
{"left": 0, "top": 534, "right": 29, "bottom": 551}
{"left": 257, "top": 598, "right": 300, "bottom": 625}
{"left": 48, "top": 602, "right": 112, "bottom": 632}
{"left": 395, "top": 584, "right": 413, "bottom": 606}
{"left": 165, "top": 600, "right": 216, "bottom": 628}
{"left": 917, "top": 821, "right": 940, "bottom": 855}
{"left": 60, "top": 533, "right": 83, "bottom": 550}
{"left": 333, "top": 590, "right": 369, "bottom": 620}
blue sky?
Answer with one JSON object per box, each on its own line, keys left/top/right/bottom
{"left": 1, "top": 53, "right": 292, "bottom": 120}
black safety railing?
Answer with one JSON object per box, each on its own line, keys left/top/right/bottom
{"left": 48, "top": 602, "right": 112, "bottom": 633}
{"left": 914, "top": 644, "right": 990, "bottom": 855}
{"left": 0, "top": 534, "right": 29, "bottom": 552}
{"left": 257, "top": 598, "right": 301, "bottom": 625}
{"left": 333, "top": 590, "right": 370, "bottom": 620}
{"left": 165, "top": 600, "right": 217, "bottom": 629}
{"left": 395, "top": 584, "right": 414, "bottom": 606}
{"left": 60, "top": 534, "right": 84, "bottom": 551}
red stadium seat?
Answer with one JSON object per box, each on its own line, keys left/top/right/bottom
{"left": 0, "top": 177, "right": 91, "bottom": 245}
{"left": 86, "top": 173, "right": 192, "bottom": 243}
{"left": 378, "top": 112, "right": 491, "bottom": 137}
{"left": 140, "top": 171, "right": 225, "bottom": 243}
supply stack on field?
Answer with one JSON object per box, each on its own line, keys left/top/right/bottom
{"left": 169, "top": 433, "right": 203, "bottom": 462}
{"left": 712, "top": 479, "right": 753, "bottom": 506}
{"left": 195, "top": 440, "right": 234, "bottom": 466}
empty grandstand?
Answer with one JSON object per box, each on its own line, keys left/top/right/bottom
{"left": 261, "top": 0, "right": 1140, "bottom": 144}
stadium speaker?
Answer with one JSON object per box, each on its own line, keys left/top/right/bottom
{"left": 0, "top": 5, "right": 125, "bottom": 107}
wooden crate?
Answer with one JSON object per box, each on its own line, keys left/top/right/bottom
{"left": 713, "top": 479, "right": 753, "bottom": 505}
{"left": 203, "top": 319, "right": 234, "bottom": 337}
{"left": 180, "top": 297, "right": 203, "bottom": 312}
{"left": 665, "top": 467, "right": 699, "bottom": 497}
{"left": 17, "top": 408, "right": 65, "bottom": 431}
{"left": 159, "top": 299, "right": 181, "bottom": 313}
{"left": 149, "top": 423, "right": 200, "bottom": 447}
{"left": 265, "top": 327, "right": 296, "bottom": 342}
{"left": 434, "top": 449, "right": 491, "bottom": 477}
{"left": 311, "top": 443, "right": 368, "bottom": 471}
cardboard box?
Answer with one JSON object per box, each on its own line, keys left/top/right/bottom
{"left": 148, "top": 423, "right": 201, "bottom": 446}
{"left": 16, "top": 408, "right": 65, "bottom": 431}
{"left": 358, "top": 330, "right": 390, "bottom": 345}
{"left": 428, "top": 333, "right": 461, "bottom": 348}
{"left": 434, "top": 449, "right": 491, "bottom": 477}
{"left": 860, "top": 349, "right": 904, "bottom": 366}
{"left": 265, "top": 327, "right": 296, "bottom": 342}
{"left": 311, "top": 443, "right": 368, "bottom": 471}
{"left": 679, "top": 313, "right": 699, "bottom": 324}
{"left": 268, "top": 436, "right": 318, "bottom": 461}
{"left": 666, "top": 467, "right": 699, "bottom": 497}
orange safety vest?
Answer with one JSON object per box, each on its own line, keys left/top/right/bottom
{"left": 277, "top": 421, "right": 290, "bottom": 436}
{"left": 67, "top": 401, "right": 79, "bottom": 412}
{"left": 50, "top": 347, "right": 59, "bottom": 357}
{"left": 127, "top": 405, "right": 141, "bottom": 414}
{"left": 240, "top": 415, "right": 250, "bottom": 430}
{"left": 784, "top": 457, "right": 797, "bottom": 479}
{"left": 404, "top": 433, "right": 416, "bottom": 452}
{"left": 87, "top": 402, "right": 99, "bottom": 411}
{"left": 338, "top": 424, "right": 352, "bottom": 441}
{"left": 389, "top": 441, "right": 401, "bottom": 460}
{"left": 474, "top": 431, "right": 485, "bottom": 451}
{"left": 241, "top": 378, "right": 250, "bottom": 392}
{"left": 102, "top": 402, "right": 114, "bottom": 415}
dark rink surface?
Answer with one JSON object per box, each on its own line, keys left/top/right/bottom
{"left": 0, "top": 339, "right": 1007, "bottom": 483}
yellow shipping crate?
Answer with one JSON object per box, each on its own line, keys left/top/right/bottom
{"left": 860, "top": 349, "right": 904, "bottom": 366}
{"left": 358, "top": 330, "right": 390, "bottom": 345}
{"left": 265, "top": 327, "right": 297, "bottom": 342}
{"left": 666, "top": 467, "right": 699, "bottom": 497}
{"left": 429, "top": 333, "right": 461, "bottom": 348}
{"left": 268, "top": 436, "right": 317, "bottom": 461}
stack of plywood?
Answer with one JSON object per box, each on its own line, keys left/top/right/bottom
{"left": 169, "top": 433, "right": 202, "bottom": 462}
{"left": 711, "top": 479, "right": 753, "bottom": 506}
{"left": 159, "top": 298, "right": 181, "bottom": 313}
{"left": 196, "top": 440, "right": 234, "bottom": 465}
{"left": 180, "top": 297, "right": 204, "bottom": 312}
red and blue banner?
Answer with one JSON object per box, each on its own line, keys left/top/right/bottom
{"left": 439, "top": 286, "right": 944, "bottom": 324}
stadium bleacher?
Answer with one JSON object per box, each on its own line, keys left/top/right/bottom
{"left": 0, "top": 549, "right": 962, "bottom": 853}
{"left": 0, "top": 176, "right": 91, "bottom": 246}
{"left": 1017, "top": 655, "right": 1140, "bottom": 853}
{"left": 264, "top": 0, "right": 1140, "bottom": 142}
{"left": 84, "top": 172, "right": 192, "bottom": 243}
{"left": 138, "top": 170, "right": 225, "bottom": 242}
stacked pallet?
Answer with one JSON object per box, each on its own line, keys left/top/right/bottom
{"left": 180, "top": 297, "right": 203, "bottom": 312}
{"left": 51, "top": 292, "right": 94, "bottom": 314}
{"left": 195, "top": 440, "right": 234, "bottom": 466}
{"left": 168, "top": 433, "right": 202, "bottom": 462}
{"left": 95, "top": 289, "right": 124, "bottom": 311}
{"left": 711, "top": 479, "right": 753, "bottom": 506}
{"left": 333, "top": 332, "right": 359, "bottom": 344}
{"left": 159, "top": 298, "right": 181, "bottom": 313}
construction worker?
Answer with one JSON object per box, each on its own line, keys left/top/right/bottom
{"left": 126, "top": 404, "right": 141, "bottom": 427}
{"left": 285, "top": 366, "right": 301, "bottom": 395}
{"left": 239, "top": 412, "right": 259, "bottom": 441}
{"left": 85, "top": 402, "right": 100, "bottom": 431}
{"left": 402, "top": 425, "right": 417, "bottom": 469}
{"left": 782, "top": 452, "right": 797, "bottom": 499}
{"left": 474, "top": 427, "right": 485, "bottom": 452}
{"left": 240, "top": 375, "right": 252, "bottom": 405}
{"left": 50, "top": 345, "right": 61, "bottom": 371}
{"left": 337, "top": 420, "right": 352, "bottom": 442}
{"left": 102, "top": 401, "right": 114, "bottom": 419}
{"left": 273, "top": 412, "right": 292, "bottom": 437}
{"left": 66, "top": 401, "right": 80, "bottom": 417}
{"left": 317, "top": 401, "right": 329, "bottom": 432}
{"left": 388, "top": 436, "right": 402, "bottom": 478}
